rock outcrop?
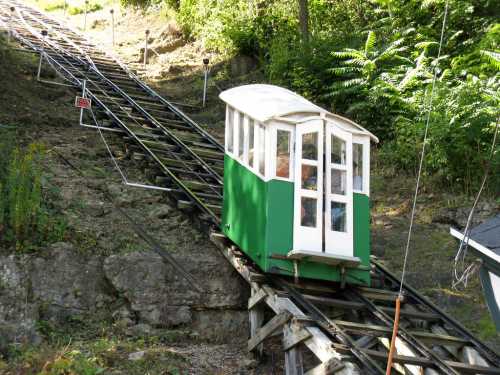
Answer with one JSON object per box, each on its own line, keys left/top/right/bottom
{"left": 0, "top": 255, "right": 40, "bottom": 353}
{"left": 0, "top": 239, "right": 249, "bottom": 350}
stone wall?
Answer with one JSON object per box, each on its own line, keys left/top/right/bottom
{"left": 0, "top": 241, "right": 249, "bottom": 353}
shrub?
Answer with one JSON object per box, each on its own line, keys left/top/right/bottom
{"left": 381, "top": 76, "right": 499, "bottom": 194}
{"left": 68, "top": 2, "right": 103, "bottom": 15}
{"left": 42, "top": 0, "right": 66, "bottom": 12}
{"left": 0, "top": 133, "right": 66, "bottom": 251}
{"left": 119, "top": 0, "right": 499, "bottom": 195}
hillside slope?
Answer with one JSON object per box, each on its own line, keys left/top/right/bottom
{"left": 0, "top": 36, "right": 275, "bottom": 374}
{"left": 52, "top": 3, "right": 500, "bottom": 350}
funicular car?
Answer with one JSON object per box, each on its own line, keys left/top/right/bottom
{"left": 219, "top": 84, "right": 378, "bottom": 286}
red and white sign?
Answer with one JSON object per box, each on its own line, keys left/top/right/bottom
{"left": 75, "top": 96, "right": 92, "bottom": 109}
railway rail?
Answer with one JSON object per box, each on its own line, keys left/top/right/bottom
{"left": 1, "top": 2, "right": 499, "bottom": 373}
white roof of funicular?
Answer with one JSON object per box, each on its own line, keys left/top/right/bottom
{"left": 219, "top": 84, "right": 378, "bottom": 143}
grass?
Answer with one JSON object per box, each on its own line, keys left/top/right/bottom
{"left": 68, "top": 2, "right": 103, "bottom": 15}
{"left": 42, "top": 0, "right": 66, "bottom": 12}
{"left": 2, "top": 316, "right": 190, "bottom": 375}
{"left": 35, "top": 0, "right": 105, "bottom": 14}
{"left": 371, "top": 166, "right": 500, "bottom": 351}
{"left": 0, "top": 133, "right": 67, "bottom": 252}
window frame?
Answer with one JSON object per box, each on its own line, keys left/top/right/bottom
{"left": 256, "top": 123, "right": 267, "bottom": 178}
{"left": 225, "top": 106, "right": 235, "bottom": 154}
{"left": 352, "top": 135, "right": 370, "bottom": 196}
{"left": 236, "top": 111, "right": 245, "bottom": 161}
{"left": 242, "top": 119, "right": 267, "bottom": 180}
{"left": 247, "top": 118, "right": 256, "bottom": 169}
{"left": 271, "top": 122, "right": 295, "bottom": 182}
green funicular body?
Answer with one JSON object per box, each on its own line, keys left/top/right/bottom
{"left": 219, "top": 84, "right": 378, "bottom": 286}
{"left": 222, "top": 155, "right": 371, "bottom": 286}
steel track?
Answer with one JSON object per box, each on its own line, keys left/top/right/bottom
{"left": 1, "top": 2, "right": 499, "bottom": 373}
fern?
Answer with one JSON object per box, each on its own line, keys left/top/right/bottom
{"left": 328, "top": 66, "right": 361, "bottom": 75}
{"left": 365, "top": 31, "right": 377, "bottom": 56}
{"left": 481, "top": 50, "right": 500, "bottom": 71}
{"left": 0, "top": 139, "right": 65, "bottom": 251}
{"left": 415, "top": 41, "right": 438, "bottom": 50}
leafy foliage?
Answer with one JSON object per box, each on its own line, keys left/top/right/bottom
{"left": 0, "top": 133, "right": 66, "bottom": 251}
{"left": 120, "top": 0, "right": 499, "bottom": 193}
{"left": 36, "top": 0, "right": 103, "bottom": 14}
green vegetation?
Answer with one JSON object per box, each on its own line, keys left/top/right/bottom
{"left": 41, "top": 0, "right": 66, "bottom": 12}
{"left": 0, "top": 132, "right": 66, "bottom": 251}
{"left": 124, "top": 0, "right": 499, "bottom": 194}
{"left": 68, "top": 1, "right": 103, "bottom": 15}
{"left": 35, "top": 0, "right": 103, "bottom": 14}
{"left": 2, "top": 315, "right": 189, "bottom": 374}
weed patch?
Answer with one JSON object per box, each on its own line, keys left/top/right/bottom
{"left": 0, "top": 131, "right": 66, "bottom": 251}
{"left": 68, "top": 2, "right": 103, "bottom": 15}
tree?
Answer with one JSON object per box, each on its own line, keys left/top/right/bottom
{"left": 298, "top": 0, "right": 309, "bottom": 42}
{"left": 327, "top": 31, "right": 411, "bottom": 138}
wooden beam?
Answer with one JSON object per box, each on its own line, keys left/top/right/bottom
{"left": 211, "top": 235, "right": 361, "bottom": 373}
{"left": 249, "top": 287, "right": 266, "bottom": 356}
{"left": 303, "top": 294, "right": 440, "bottom": 321}
{"left": 248, "top": 288, "right": 268, "bottom": 310}
{"left": 333, "top": 320, "right": 468, "bottom": 347}
{"left": 284, "top": 323, "right": 304, "bottom": 375}
{"left": 355, "top": 287, "right": 404, "bottom": 302}
{"left": 287, "top": 249, "right": 360, "bottom": 267}
{"left": 305, "top": 357, "right": 345, "bottom": 375}
{"left": 285, "top": 347, "right": 304, "bottom": 375}
{"left": 332, "top": 344, "right": 500, "bottom": 375}
{"left": 248, "top": 311, "right": 292, "bottom": 352}
{"left": 283, "top": 324, "right": 312, "bottom": 351}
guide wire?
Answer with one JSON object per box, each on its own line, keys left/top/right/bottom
{"left": 49, "top": 123, "right": 204, "bottom": 293}
{"left": 387, "top": 2, "right": 450, "bottom": 374}
{"left": 23, "top": 48, "right": 205, "bottom": 292}
{"left": 453, "top": 116, "right": 499, "bottom": 289}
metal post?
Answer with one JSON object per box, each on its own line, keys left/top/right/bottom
{"left": 63, "top": 0, "right": 67, "bottom": 18}
{"left": 110, "top": 9, "right": 115, "bottom": 47}
{"left": 202, "top": 58, "right": 209, "bottom": 107}
{"left": 79, "top": 79, "right": 87, "bottom": 126}
{"left": 83, "top": 0, "right": 88, "bottom": 31}
{"left": 144, "top": 29, "right": 150, "bottom": 68}
{"left": 37, "top": 30, "right": 48, "bottom": 81}
{"left": 8, "top": 7, "right": 15, "bottom": 43}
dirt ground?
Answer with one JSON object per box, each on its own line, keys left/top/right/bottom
{"left": 0, "top": 36, "right": 280, "bottom": 374}
{"left": 51, "top": 2, "right": 499, "bottom": 350}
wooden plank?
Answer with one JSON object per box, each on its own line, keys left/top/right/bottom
{"left": 249, "top": 288, "right": 265, "bottom": 356}
{"left": 333, "top": 320, "right": 468, "bottom": 346}
{"left": 249, "top": 272, "right": 267, "bottom": 283}
{"left": 248, "top": 311, "right": 293, "bottom": 352}
{"left": 303, "top": 294, "right": 440, "bottom": 321}
{"left": 287, "top": 250, "right": 360, "bottom": 267}
{"left": 283, "top": 325, "right": 312, "bottom": 351}
{"left": 210, "top": 234, "right": 360, "bottom": 373}
{"left": 332, "top": 345, "right": 500, "bottom": 375}
{"left": 410, "top": 331, "right": 468, "bottom": 347}
{"left": 285, "top": 347, "right": 304, "bottom": 375}
{"left": 305, "top": 357, "right": 345, "bottom": 375}
{"left": 284, "top": 322, "right": 304, "bottom": 375}
{"left": 355, "top": 287, "right": 403, "bottom": 302}
{"left": 270, "top": 296, "right": 359, "bottom": 373}
{"left": 248, "top": 288, "right": 268, "bottom": 310}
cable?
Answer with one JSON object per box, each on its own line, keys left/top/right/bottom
{"left": 387, "top": 2, "right": 450, "bottom": 374}
{"left": 398, "top": 0, "right": 450, "bottom": 297}
{"left": 453, "top": 117, "right": 499, "bottom": 289}
{"left": 88, "top": 106, "right": 129, "bottom": 183}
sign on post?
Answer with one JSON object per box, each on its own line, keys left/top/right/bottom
{"left": 75, "top": 96, "right": 91, "bottom": 109}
